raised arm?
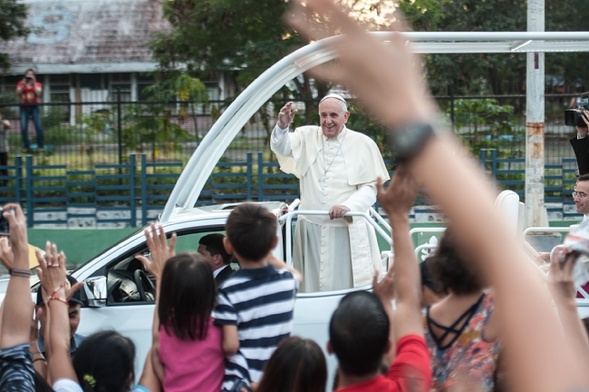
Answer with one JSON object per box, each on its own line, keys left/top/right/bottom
{"left": 376, "top": 168, "right": 422, "bottom": 340}
{"left": 135, "top": 223, "right": 176, "bottom": 384}
{"left": 548, "top": 248, "right": 589, "bottom": 375}
{"left": 37, "top": 241, "right": 77, "bottom": 383}
{"left": 277, "top": 102, "right": 298, "bottom": 129}
{"left": 0, "top": 204, "right": 33, "bottom": 349}
{"left": 286, "top": 1, "right": 588, "bottom": 390}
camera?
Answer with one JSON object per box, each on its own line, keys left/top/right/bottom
{"left": 0, "top": 208, "right": 9, "bottom": 236}
{"left": 565, "top": 97, "right": 589, "bottom": 127}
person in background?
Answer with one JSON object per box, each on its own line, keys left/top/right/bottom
{"left": 0, "top": 112, "right": 11, "bottom": 186}
{"left": 424, "top": 229, "right": 500, "bottom": 391}
{"left": 570, "top": 106, "right": 589, "bottom": 175}
{"left": 270, "top": 94, "right": 389, "bottom": 292}
{"left": 255, "top": 336, "right": 327, "bottom": 392}
{"left": 35, "top": 274, "right": 85, "bottom": 358}
{"left": 16, "top": 69, "right": 43, "bottom": 153}
{"left": 198, "top": 233, "right": 234, "bottom": 286}
{"left": 573, "top": 174, "right": 589, "bottom": 220}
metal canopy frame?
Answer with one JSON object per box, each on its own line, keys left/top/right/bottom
{"left": 161, "top": 31, "right": 589, "bottom": 222}
{"left": 404, "top": 31, "right": 589, "bottom": 53}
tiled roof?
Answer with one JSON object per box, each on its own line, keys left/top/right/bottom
{"left": 1, "top": 0, "right": 170, "bottom": 74}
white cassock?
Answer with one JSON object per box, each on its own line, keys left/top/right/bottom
{"left": 271, "top": 125, "right": 390, "bottom": 292}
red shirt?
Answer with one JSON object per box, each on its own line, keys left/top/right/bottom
{"left": 17, "top": 80, "right": 41, "bottom": 106}
{"left": 337, "top": 335, "right": 432, "bottom": 392}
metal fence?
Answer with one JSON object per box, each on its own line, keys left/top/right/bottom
{"left": 0, "top": 150, "right": 583, "bottom": 228}
{"left": 0, "top": 94, "right": 580, "bottom": 168}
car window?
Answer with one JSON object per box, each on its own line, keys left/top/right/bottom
{"left": 105, "top": 227, "right": 227, "bottom": 306}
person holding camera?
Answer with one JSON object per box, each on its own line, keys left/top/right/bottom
{"left": 15, "top": 68, "right": 44, "bottom": 153}
{"left": 568, "top": 100, "right": 589, "bottom": 175}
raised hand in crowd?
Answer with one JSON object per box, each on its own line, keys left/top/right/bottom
{"left": 376, "top": 167, "right": 422, "bottom": 345}
{"left": 0, "top": 203, "right": 35, "bottom": 390}
{"left": 285, "top": 0, "right": 589, "bottom": 390}
{"left": 136, "top": 222, "right": 176, "bottom": 285}
{"left": 36, "top": 241, "right": 77, "bottom": 385}
{"left": 547, "top": 247, "right": 589, "bottom": 373}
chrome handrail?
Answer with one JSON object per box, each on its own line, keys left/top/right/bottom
{"left": 279, "top": 209, "right": 392, "bottom": 266}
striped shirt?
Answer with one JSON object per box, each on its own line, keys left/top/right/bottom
{"left": 213, "top": 264, "right": 298, "bottom": 391}
{"left": 0, "top": 343, "right": 35, "bottom": 392}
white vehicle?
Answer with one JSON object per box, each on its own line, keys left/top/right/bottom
{"left": 69, "top": 202, "right": 391, "bottom": 384}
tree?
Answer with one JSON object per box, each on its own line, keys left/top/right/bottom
{"left": 150, "top": 0, "right": 404, "bottom": 127}
{"left": 399, "top": 0, "right": 589, "bottom": 96}
{"left": 0, "top": 0, "right": 30, "bottom": 69}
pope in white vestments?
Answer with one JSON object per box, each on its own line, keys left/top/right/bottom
{"left": 270, "top": 94, "right": 390, "bottom": 292}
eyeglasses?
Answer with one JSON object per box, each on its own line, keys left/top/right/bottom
{"left": 572, "top": 191, "right": 589, "bottom": 198}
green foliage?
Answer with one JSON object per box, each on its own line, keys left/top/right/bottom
{"left": 121, "top": 72, "right": 205, "bottom": 158}
{"left": 346, "top": 105, "right": 391, "bottom": 159}
{"left": 450, "top": 98, "right": 523, "bottom": 157}
{"left": 0, "top": 0, "right": 30, "bottom": 70}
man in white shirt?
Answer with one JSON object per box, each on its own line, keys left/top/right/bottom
{"left": 270, "top": 94, "right": 389, "bottom": 292}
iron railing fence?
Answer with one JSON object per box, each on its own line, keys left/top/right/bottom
{"left": 0, "top": 94, "right": 579, "bottom": 168}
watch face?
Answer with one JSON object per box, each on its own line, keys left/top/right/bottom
{"left": 390, "top": 123, "right": 436, "bottom": 161}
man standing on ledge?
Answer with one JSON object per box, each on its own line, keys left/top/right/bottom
{"left": 271, "top": 94, "right": 389, "bottom": 292}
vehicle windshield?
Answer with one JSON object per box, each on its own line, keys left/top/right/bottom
{"left": 71, "top": 226, "right": 145, "bottom": 272}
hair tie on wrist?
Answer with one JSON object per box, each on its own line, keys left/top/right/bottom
{"left": 9, "top": 268, "right": 31, "bottom": 278}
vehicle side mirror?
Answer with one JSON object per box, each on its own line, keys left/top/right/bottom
{"left": 84, "top": 276, "right": 107, "bottom": 308}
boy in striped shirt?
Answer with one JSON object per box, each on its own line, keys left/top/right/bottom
{"left": 213, "top": 203, "right": 301, "bottom": 391}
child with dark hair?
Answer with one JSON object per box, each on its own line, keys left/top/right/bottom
{"left": 72, "top": 331, "right": 136, "bottom": 392}
{"left": 213, "top": 203, "right": 301, "bottom": 391}
{"left": 425, "top": 229, "right": 500, "bottom": 391}
{"left": 154, "top": 253, "right": 224, "bottom": 392}
{"left": 256, "top": 336, "right": 327, "bottom": 392}
{"left": 136, "top": 223, "right": 224, "bottom": 392}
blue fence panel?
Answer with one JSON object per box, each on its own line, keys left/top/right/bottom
{"left": 0, "top": 150, "right": 585, "bottom": 228}
{"left": 25, "top": 155, "right": 68, "bottom": 226}
{"left": 0, "top": 156, "right": 23, "bottom": 205}
{"left": 208, "top": 153, "right": 253, "bottom": 202}
{"left": 95, "top": 155, "right": 136, "bottom": 226}
{"left": 66, "top": 170, "right": 96, "bottom": 227}
{"left": 140, "top": 155, "right": 183, "bottom": 226}
{"left": 256, "top": 152, "right": 298, "bottom": 202}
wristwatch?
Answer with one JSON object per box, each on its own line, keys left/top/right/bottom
{"left": 387, "top": 122, "right": 437, "bottom": 163}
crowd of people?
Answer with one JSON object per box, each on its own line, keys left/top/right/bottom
{"left": 2, "top": 0, "right": 589, "bottom": 391}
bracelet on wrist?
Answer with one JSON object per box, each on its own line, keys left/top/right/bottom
{"left": 9, "top": 268, "right": 31, "bottom": 278}
{"left": 48, "top": 296, "right": 69, "bottom": 306}
{"left": 32, "top": 357, "right": 47, "bottom": 363}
